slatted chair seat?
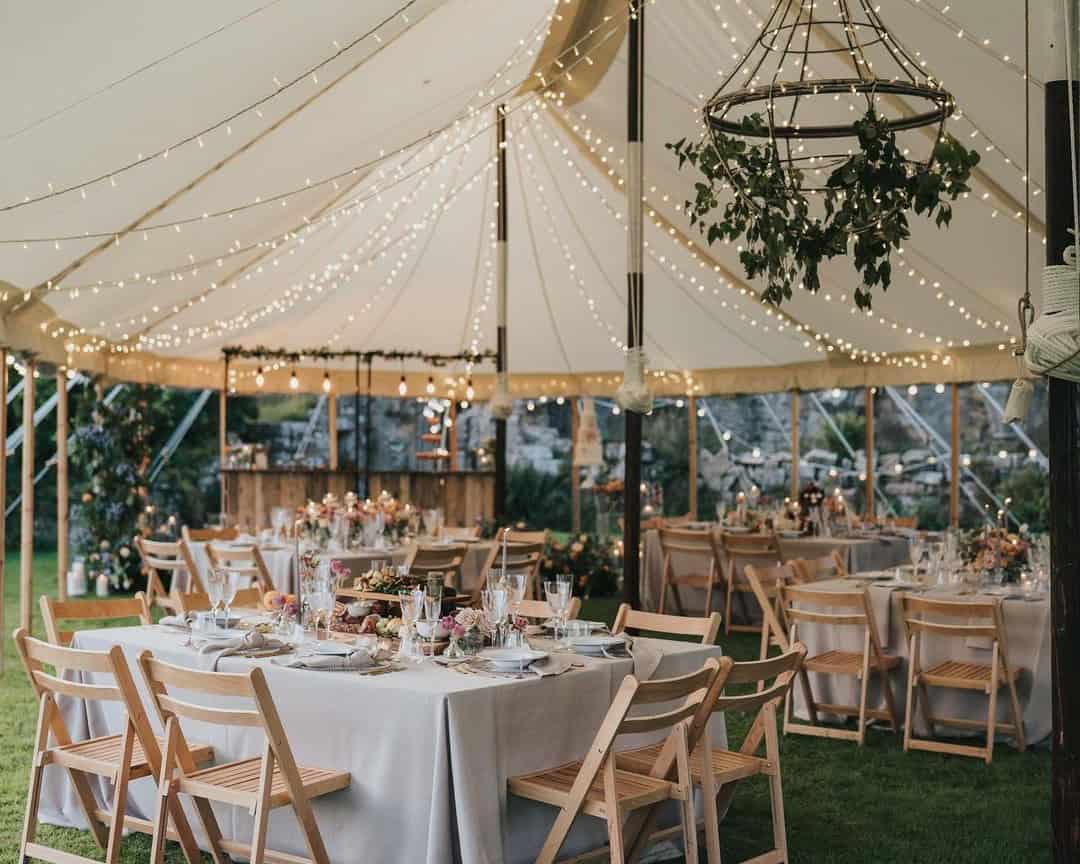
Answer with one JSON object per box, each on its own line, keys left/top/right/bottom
{"left": 805, "top": 648, "right": 901, "bottom": 675}
{"left": 510, "top": 760, "right": 678, "bottom": 818}
{"left": 920, "top": 659, "right": 1023, "bottom": 690}
{"left": 182, "top": 758, "right": 350, "bottom": 809}
{"left": 617, "top": 741, "right": 772, "bottom": 785}
{"left": 51, "top": 734, "right": 213, "bottom": 777}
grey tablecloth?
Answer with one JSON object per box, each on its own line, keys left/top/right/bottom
{"left": 640, "top": 528, "right": 911, "bottom": 617}
{"left": 39, "top": 627, "right": 723, "bottom": 863}
{"left": 789, "top": 578, "right": 1051, "bottom": 745}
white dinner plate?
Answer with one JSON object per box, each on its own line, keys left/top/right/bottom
{"left": 196, "top": 628, "right": 244, "bottom": 642}
{"left": 311, "top": 641, "right": 355, "bottom": 656}
{"left": 568, "top": 635, "right": 626, "bottom": 655}
{"left": 543, "top": 618, "right": 605, "bottom": 631}
{"left": 481, "top": 648, "right": 548, "bottom": 670}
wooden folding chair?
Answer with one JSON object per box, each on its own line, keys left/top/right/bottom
{"left": 496, "top": 526, "right": 550, "bottom": 545}
{"left": 206, "top": 542, "right": 273, "bottom": 592}
{"left": 656, "top": 527, "right": 720, "bottom": 616}
{"left": 13, "top": 629, "right": 212, "bottom": 864}
{"left": 509, "top": 658, "right": 730, "bottom": 864}
{"left": 780, "top": 583, "right": 901, "bottom": 746}
{"left": 439, "top": 524, "right": 480, "bottom": 541}
{"left": 134, "top": 537, "right": 202, "bottom": 613}
{"left": 514, "top": 597, "right": 582, "bottom": 621}
{"left": 901, "top": 595, "right": 1026, "bottom": 763}
{"left": 716, "top": 532, "right": 779, "bottom": 635}
{"left": 618, "top": 646, "right": 806, "bottom": 864}
{"left": 612, "top": 603, "right": 721, "bottom": 646}
{"left": 41, "top": 593, "right": 151, "bottom": 646}
{"left": 137, "top": 652, "right": 351, "bottom": 864}
{"left": 181, "top": 525, "right": 239, "bottom": 543}
{"left": 406, "top": 543, "right": 467, "bottom": 589}
{"left": 174, "top": 586, "right": 265, "bottom": 616}
{"left": 481, "top": 540, "right": 545, "bottom": 599}
{"left": 744, "top": 564, "right": 796, "bottom": 661}
{"left": 789, "top": 550, "right": 848, "bottom": 583}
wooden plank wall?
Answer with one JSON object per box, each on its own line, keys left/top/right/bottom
{"left": 222, "top": 471, "right": 494, "bottom": 532}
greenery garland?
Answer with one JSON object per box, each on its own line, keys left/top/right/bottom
{"left": 668, "top": 109, "right": 981, "bottom": 310}
{"left": 70, "top": 387, "right": 153, "bottom": 589}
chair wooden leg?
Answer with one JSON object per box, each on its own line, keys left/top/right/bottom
{"left": 105, "top": 724, "right": 137, "bottom": 864}
{"left": 985, "top": 645, "right": 999, "bottom": 765}
{"left": 903, "top": 636, "right": 917, "bottom": 752}
{"left": 149, "top": 721, "right": 179, "bottom": 864}
{"left": 249, "top": 743, "right": 275, "bottom": 864}
{"left": 856, "top": 636, "right": 871, "bottom": 747}
{"left": 659, "top": 553, "right": 669, "bottom": 615}
{"left": 764, "top": 712, "right": 787, "bottom": 862}
{"left": 19, "top": 698, "right": 52, "bottom": 862}
{"left": 1006, "top": 674, "right": 1027, "bottom": 752}
{"left": 699, "top": 756, "right": 721, "bottom": 864}
{"left": 604, "top": 757, "right": 626, "bottom": 864}
{"left": 723, "top": 567, "right": 734, "bottom": 635}
{"left": 879, "top": 664, "right": 901, "bottom": 736}
{"left": 703, "top": 561, "right": 715, "bottom": 618}
{"left": 674, "top": 725, "right": 698, "bottom": 864}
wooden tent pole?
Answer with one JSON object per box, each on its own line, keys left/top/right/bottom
{"left": 219, "top": 359, "right": 228, "bottom": 516}
{"left": 864, "top": 387, "right": 875, "bottom": 519}
{"left": 950, "top": 384, "right": 961, "bottom": 527}
{"left": 56, "top": 368, "right": 68, "bottom": 601}
{"left": 365, "top": 358, "right": 373, "bottom": 497}
{"left": 448, "top": 400, "right": 458, "bottom": 472}
{"left": 328, "top": 392, "right": 338, "bottom": 471}
{"left": 570, "top": 398, "right": 581, "bottom": 533}
{"left": 353, "top": 357, "right": 361, "bottom": 493}
{"left": 687, "top": 396, "right": 698, "bottom": 519}
{"left": 0, "top": 349, "right": 7, "bottom": 670}
{"left": 790, "top": 390, "right": 800, "bottom": 499}
{"left": 1045, "top": 2, "right": 1080, "bottom": 855}
{"left": 493, "top": 103, "right": 509, "bottom": 524}
{"left": 20, "top": 358, "right": 35, "bottom": 632}
{"left": 622, "top": 1, "right": 645, "bottom": 609}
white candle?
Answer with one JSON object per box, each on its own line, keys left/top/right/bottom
{"left": 501, "top": 528, "right": 509, "bottom": 579}
{"left": 95, "top": 573, "right": 109, "bottom": 597}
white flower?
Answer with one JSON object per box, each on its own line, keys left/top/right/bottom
{"left": 118, "top": 546, "right": 130, "bottom": 559}
{"left": 99, "top": 539, "right": 111, "bottom": 551}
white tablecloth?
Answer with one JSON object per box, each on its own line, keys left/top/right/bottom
{"left": 40, "top": 627, "right": 724, "bottom": 863}
{"left": 790, "top": 578, "right": 1051, "bottom": 745}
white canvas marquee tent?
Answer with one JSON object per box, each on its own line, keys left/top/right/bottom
{"left": 0, "top": 0, "right": 1049, "bottom": 396}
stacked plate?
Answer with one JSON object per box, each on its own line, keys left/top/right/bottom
{"left": 566, "top": 635, "right": 626, "bottom": 656}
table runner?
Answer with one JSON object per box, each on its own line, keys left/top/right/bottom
{"left": 789, "top": 578, "right": 1051, "bottom": 744}
{"left": 39, "top": 627, "right": 723, "bottom": 863}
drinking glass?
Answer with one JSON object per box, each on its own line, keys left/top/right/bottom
{"left": 270, "top": 507, "right": 289, "bottom": 543}
{"left": 423, "top": 595, "right": 442, "bottom": 658}
{"left": 220, "top": 570, "right": 238, "bottom": 625}
{"left": 206, "top": 569, "right": 225, "bottom": 624}
{"left": 504, "top": 572, "right": 527, "bottom": 615}
{"left": 311, "top": 588, "right": 335, "bottom": 640}
{"left": 544, "top": 580, "right": 571, "bottom": 644}
{"left": 482, "top": 586, "right": 509, "bottom": 647}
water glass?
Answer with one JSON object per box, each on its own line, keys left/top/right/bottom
{"left": 504, "top": 572, "right": 527, "bottom": 613}
{"left": 482, "top": 586, "right": 509, "bottom": 647}
{"left": 206, "top": 569, "right": 225, "bottom": 623}
{"left": 544, "top": 580, "right": 571, "bottom": 644}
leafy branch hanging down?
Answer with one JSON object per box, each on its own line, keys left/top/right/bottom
{"left": 668, "top": 109, "right": 981, "bottom": 310}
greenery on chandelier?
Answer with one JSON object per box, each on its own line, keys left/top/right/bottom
{"left": 668, "top": 109, "right": 982, "bottom": 310}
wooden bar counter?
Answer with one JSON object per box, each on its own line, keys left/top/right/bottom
{"left": 221, "top": 468, "right": 494, "bottom": 532}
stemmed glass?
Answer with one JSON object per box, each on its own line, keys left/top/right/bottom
{"left": 206, "top": 568, "right": 225, "bottom": 626}
{"left": 482, "top": 585, "right": 509, "bottom": 647}
{"left": 311, "top": 586, "right": 335, "bottom": 640}
{"left": 423, "top": 594, "right": 442, "bottom": 659}
{"left": 504, "top": 571, "right": 527, "bottom": 619}
{"left": 221, "top": 570, "right": 238, "bottom": 626}
{"left": 398, "top": 588, "right": 426, "bottom": 661}
{"left": 544, "top": 578, "right": 572, "bottom": 645}
{"left": 270, "top": 507, "right": 289, "bottom": 544}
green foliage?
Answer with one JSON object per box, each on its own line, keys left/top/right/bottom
{"left": 69, "top": 386, "right": 154, "bottom": 589}
{"left": 997, "top": 465, "right": 1050, "bottom": 533}
{"left": 669, "top": 110, "right": 980, "bottom": 310}
{"left": 506, "top": 462, "right": 572, "bottom": 532}
{"left": 540, "top": 533, "right": 621, "bottom": 597}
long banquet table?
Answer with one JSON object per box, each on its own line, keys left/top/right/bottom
{"left": 188, "top": 538, "right": 496, "bottom": 595}
{"left": 639, "top": 527, "right": 911, "bottom": 616}
{"left": 39, "top": 626, "right": 725, "bottom": 863}
{"left": 790, "top": 577, "right": 1052, "bottom": 745}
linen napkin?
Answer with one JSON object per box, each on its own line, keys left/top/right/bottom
{"left": 159, "top": 613, "right": 196, "bottom": 629}
{"left": 196, "top": 631, "right": 284, "bottom": 669}
{"left": 279, "top": 651, "right": 376, "bottom": 672}
{"left": 529, "top": 655, "right": 575, "bottom": 678}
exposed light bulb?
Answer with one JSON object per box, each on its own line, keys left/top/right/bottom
{"left": 255, "top": 367, "right": 265, "bottom": 388}
{"left": 527, "top": 400, "right": 536, "bottom": 412}
{"left": 322, "top": 372, "right": 331, "bottom": 393}
{"left": 466, "top": 378, "right": 475, "bottom": 400}
{"left": 907, "top": 385, "right": 918, "bottom": 396}
{"left": 398, "top": 375, "right": 407, "bottom": 397}
{"left": 289, "top": 369, "right": 299, "bottom": 390}
{"left": 426, "top": 376, "right": 435, "bottom": 395}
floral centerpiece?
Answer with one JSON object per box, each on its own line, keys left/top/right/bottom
{"left": 959, "top": 528, "right": 1030, "bottom": 583}
{"left": 439, "top": 608, "right": 526, "bottom": 657}
{"left": 352, "top": 563, "right": 408, "bottom": 596}
{"left": 540, "top": 533, "right": 620, "bottom": 598}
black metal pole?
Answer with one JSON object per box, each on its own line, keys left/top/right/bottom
{"left": 494, "top": 103, "right": 508, "bottom": 524}
{"left": 1046, "top": 5, "right": 1080, "bottom": 857}
{"left": 353, "top": 356, "right": 361, "bottom": 493}
{"left": 622, "top": 2, "right": 644, "bottom": 609}
{"left": 365, "top": 357, "right": 374, "bottom": 498}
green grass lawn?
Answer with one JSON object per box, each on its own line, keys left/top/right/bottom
{"left": 0, "top": 554, "right": 1049, "bottom": 862}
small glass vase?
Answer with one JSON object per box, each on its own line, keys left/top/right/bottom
{"left": 449, "top": 630, "right": 484, "bottom": 658}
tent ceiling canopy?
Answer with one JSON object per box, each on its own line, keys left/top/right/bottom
{"left": 0, "top": 0, "right": 1038, "bottom": 394}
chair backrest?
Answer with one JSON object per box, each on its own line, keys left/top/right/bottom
{"left": 440, "top": 524, "right": 479, "bottom": 541}
{"left": 717, "top": 532, "right": 779, "bottom": 584}
{"left": 15, "top": 628, "right": 127, "bottom": 703}
{"left": 901, "top": 594, "right": 1005, "bottom": 645}
{"left": 789, "top": 550, "right": 848, "bottom": 583}
{"left": 611, "top": 603, "right": 721, "bottom": 645}
{"left": 182, "top": 525, "right": 239, "bottom": 543}
{"left": 175, "top": 586, "right": 264, "bottom": 615}
{"left": 481, "top": 542, "right": 545, "bottom": 598}
{"left": 712, "top": 645, "right": 806, "bottom": 718}
{"left": 138, "top": 651, "right": 263, "bottom": 728}
{"left": 135, "top": 536, "right": 203, "bottom": 605}
{"left": 496, "top": 527, "right": 549, "bottom": 545}
{"left": 780, "top": 583, "right": 872, "bottom": 628}
{"left": 40, "top": 593, "right": 151, "bottom": 646}
{"left": 514, "top": 597, "right": 583, "bottom": 620}
{"left": 407, "top": 544, "right": 467, "bottom": 581}
{"left": 657, "top": 527, "right": 715, "bottom": 559}
{"left": 205, "top": 543, "right": 271, "bottom": 591}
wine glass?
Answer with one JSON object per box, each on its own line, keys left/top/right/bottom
{"left": 311, "top": 587, "right": 335, "bottom": 640}
{"left": 908, "top": 538, "right": 926, "bottom": 581}
{"left": 482, "top": 586, "right": 509, "bottom": 647}
{"left": 220, "top": 570, "right": 238, "bottom": 626}
{"left": 423, "top": 594, "right": 442, "bottom": 659}
{"left": 504, "top": 572, "right": 527, "bottom": 617}
{"left": 206, "top": 568, "right": 225, "bottom": 625}
{"left": 270, "top": 507, "right": 289, "bottom": 544}
{"left": 544, "top": 580, "right": 571, "bottom": 645}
